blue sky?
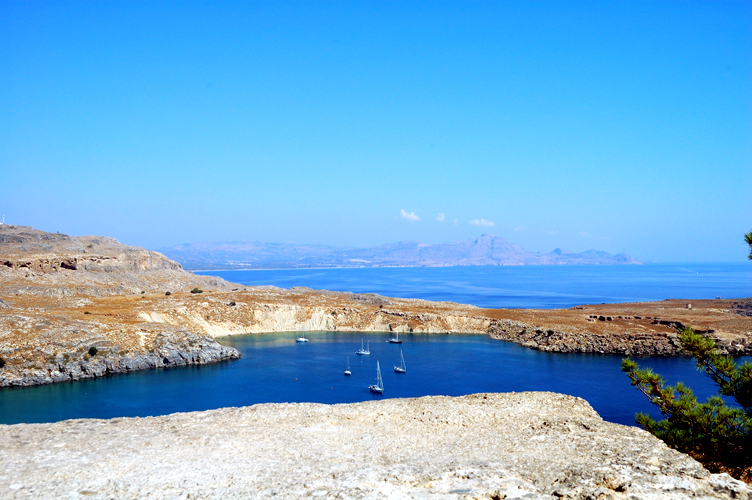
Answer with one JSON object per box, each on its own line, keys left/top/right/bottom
{"left": 1, "top": 1, "right": 750, "bottom": 262}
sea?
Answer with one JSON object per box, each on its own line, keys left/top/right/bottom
{"left": 197, "top": 262, "right": 752, "bottom": 309}
{"left": 1, "top": 263, "right": 749, "bottom": 426}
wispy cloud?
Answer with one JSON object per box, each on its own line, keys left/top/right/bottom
{"left": 436, "top": 213, "right": 445, "bottom": 222}
{"left": 579, "top": 231, "right": 591, "bottom": 237}
{"left": 469, "top": 218, "right": 495, "bottom": 227}
{"left": 400, "top": 209, "right": 420, "bottom": 222}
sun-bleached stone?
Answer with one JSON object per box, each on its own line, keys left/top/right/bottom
{"left": 0, "top": 392, "right": 748, "bottom": 499}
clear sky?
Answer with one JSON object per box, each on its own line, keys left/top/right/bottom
{"left": 1, "top": 1, "right": 750, "bottom": 262}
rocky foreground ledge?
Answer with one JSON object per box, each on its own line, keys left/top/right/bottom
{"left": 0, "top": 392, "right": 748, "bottom": 500}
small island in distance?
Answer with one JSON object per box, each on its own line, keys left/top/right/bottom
{"left": 159, "top": 234, "right": 639, "bottom": 270}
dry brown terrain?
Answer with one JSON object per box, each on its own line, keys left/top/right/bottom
{"left": 1, "top": 225, "right": 750, "bottom": 387}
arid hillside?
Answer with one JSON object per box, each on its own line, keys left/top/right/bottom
{"left": 0, "top": 225, "right": 234, "bottom": 297}
{"left": 1, "top": 225, "right": 750, "bottom": 387}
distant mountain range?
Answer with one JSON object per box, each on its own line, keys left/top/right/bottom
{"left": 159, "top": 234, "right": 639, "bottom": 270}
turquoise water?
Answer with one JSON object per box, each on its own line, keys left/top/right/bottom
{"left": 198, "top": 263, "right": 752, "bottom": 309}
{"left": 1, "top": 331, "right": 745, "bottom": 426}
{"left": 2, "top": 264, "right": 749, "bottom": 426}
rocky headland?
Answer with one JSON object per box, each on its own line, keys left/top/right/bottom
{"left": 1, "top": 392, "right": 749, "bottom": 499}
{"left": 1, "top": 225, "right": 750, "bottom": 387}
{"left": 2, "top": 226, "right": 752, "bottom": 497}
{"left": 0, "top": 225, "right": 241, "bottom": 386}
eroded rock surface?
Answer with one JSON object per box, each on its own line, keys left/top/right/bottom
{"left": 0, "top": 392, "right": 748, "bottom": 499}
{"left": 0, "top": 225, "right": 234, "bottom": 297}
{"left": 2, "top": 225, "right": 751, "bottom": 387}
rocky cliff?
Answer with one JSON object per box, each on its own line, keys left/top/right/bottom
{"left": 0, "top": 392, "right": 748, "bottom": 499}
{"left": 4, "top": 283, "right": 750, "bottom": 388}
{"left": 0, "top": 225, "right": 234, "bottom": 297}
{"left": 0, "top": 225, "right": 242, "bottom": 385}
{"left": 1, "top": 226, "right": 750, "bottom": 388}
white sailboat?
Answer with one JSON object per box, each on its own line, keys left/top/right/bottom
{"left": 394, "top": 349, "right": 406, "bottom": 373}
{"left": 369, "top": 361, "right": 384, "bottom": 393}
{"left": 388, "top": 330, "right": 402, "bottom": 344}
{"left": 356, "top": 339, "right": 370, "bottom": 355}
{"left": 344, "top": 356, "right": 351, "bottom": 376}
{"left": 295, "top": 332, "right": 309, "bottom": 343}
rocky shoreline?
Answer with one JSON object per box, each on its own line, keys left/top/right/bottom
{"left": 2, "top": 291, "right": 751, "bottom": 388}
{"left": 0, "top": 331, "right": 239, "bottom": 387}
{"left": 2, "top": 226, "right": 751, "bottom": 497}
{"left": 486, "top": 318, "right": 686, "bottom": 356}
{"left": 1, "top": 225, "right": 750, "bottom": 388}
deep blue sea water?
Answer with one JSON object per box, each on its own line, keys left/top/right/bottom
{"left": 1, "top": 263, "right": 749, "bottom": 426}
{"left": 1, "top": 331, "right": 747, "bottom": 427}
{"left": 197, "top": 263, "right": 752, "bottom": 309}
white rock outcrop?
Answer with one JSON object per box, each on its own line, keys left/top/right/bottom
{"left": 0, "top": 392, "right": 748, "bottom": 499}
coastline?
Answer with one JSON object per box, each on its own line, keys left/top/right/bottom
{"left": 1, "top": 226, "right": 750, "bottom": 389}
{"left": 1, "top": 227, "right": 751, "bottom": 496}
{"left": 2, "top": 287, "right": 750, "bottom": 388}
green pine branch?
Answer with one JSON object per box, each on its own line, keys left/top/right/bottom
{"left": 621, "top": 327, "right": 751, "bottom": 474}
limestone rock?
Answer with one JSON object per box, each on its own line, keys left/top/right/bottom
{"left": 0, "top": 225, "right": 236, "bottom": 297}
{"left": 0, "top": 392, "right": 748, "bottom": 499}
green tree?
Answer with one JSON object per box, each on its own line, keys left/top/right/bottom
{"left": 622, "top": 229, "right": 752, "bottom": 481}
{"left": 622, "top": 329, "right": 751, "bottom": 480}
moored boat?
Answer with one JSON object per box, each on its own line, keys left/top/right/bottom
{"left": 368, "top": 361, "right": 384, "bottom": 393}
{"left": 394, "top": 349, "right": 406, "bottom": 373}
{"left": 356, "top": 339, "right": 370, "bottom": 355}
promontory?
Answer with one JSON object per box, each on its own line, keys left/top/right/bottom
{"left": 1, "top": 225, "right": 750, "bottom": 387}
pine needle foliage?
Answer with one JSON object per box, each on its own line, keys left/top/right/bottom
{"left": 746, "top": 228, "right": 752, "bottom": 260}
{"left": 621, "top": 328, "right": 751, "bottom": 479}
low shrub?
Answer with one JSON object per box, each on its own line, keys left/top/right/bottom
{"left": 0, "top": 356, "right": 5, "bottom": 368}
{"left": 229, "top": 301, "right": 236, "bottom": 306}
{"left": 84, "top": 311, "right": 91, "bottom": 315}
{"left": 191, "top": 288, "right": 203, "bottom": 294}
{"left": 165, "top": 291, "right": 171, "bottom": 296}
{"left": 88, "top": 346, "right": 98, "bottom": 356}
